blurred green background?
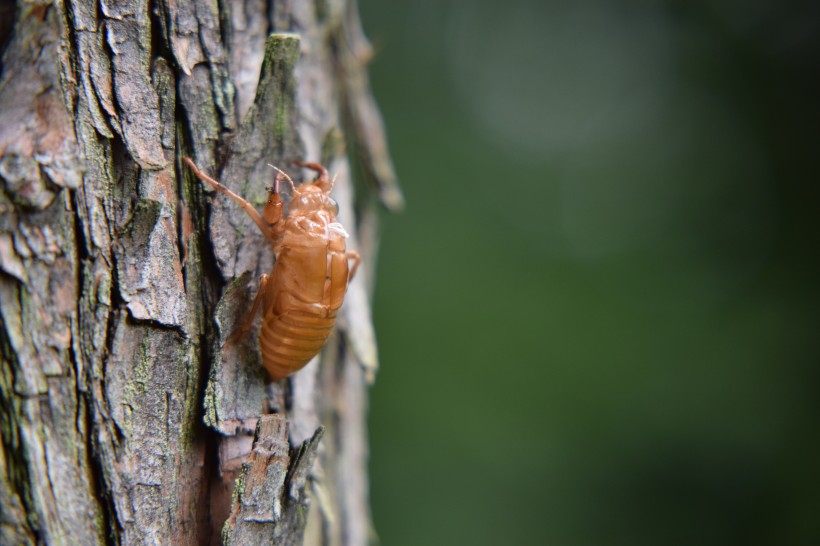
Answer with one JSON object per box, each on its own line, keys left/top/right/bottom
{"left": 359, "top": 1, "right": 820, "bottom": 544}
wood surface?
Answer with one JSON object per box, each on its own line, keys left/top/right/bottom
{"left": 0, "top": 1, "right": 399, "bottom": 544}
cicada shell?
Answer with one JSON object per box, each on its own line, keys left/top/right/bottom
{"left": 185, "top": 158, "right": 359, "bottom": 381}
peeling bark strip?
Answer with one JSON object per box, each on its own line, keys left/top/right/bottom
{"left": 0, "top": 0, "right": 398, "bottom": 544}
{"left": 223, "top": 415, "right": 324, "bottom": 546}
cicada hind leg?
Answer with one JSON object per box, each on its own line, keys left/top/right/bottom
{"left": 346, "top": 251, "right": 361, "bottom": 281}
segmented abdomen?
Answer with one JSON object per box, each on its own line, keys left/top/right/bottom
{"left": 259, "top": 309, "right": 337, "bottom": 381}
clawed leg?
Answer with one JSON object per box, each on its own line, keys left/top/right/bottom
{"left": 294, "top": 161, "right": 331, "bottom": 192}
{"left": 346, "top": 251, "right": 361, "bottom": 281}
{"left": 184, "top": 157, "right": 276, "bottom": 242}
{"left": 227, "top": 274, "right": 269, "bottom": 343}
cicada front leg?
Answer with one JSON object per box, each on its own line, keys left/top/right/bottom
{"left": 294, "top": 161, "right": 331, "bottom": 191}
{"left": 184, "top": 157, "right": 278, "bottom": 243}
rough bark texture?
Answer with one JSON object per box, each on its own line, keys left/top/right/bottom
{"left": 0, "top": 0, "right": 400, "bottom": 544}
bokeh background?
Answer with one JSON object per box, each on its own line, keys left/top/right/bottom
{"left": 359, "top": 1, "right": 820, "bottom": 544}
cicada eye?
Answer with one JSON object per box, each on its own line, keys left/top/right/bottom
{"left": 328, "top": 197, "right": 339, "bottom": 215}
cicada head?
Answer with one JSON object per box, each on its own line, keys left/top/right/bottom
{"left": 265, "top": 161, "right": 340, "bottom": 222}
{"left": 290, "top": 184, "right": 339, "bottom": 217}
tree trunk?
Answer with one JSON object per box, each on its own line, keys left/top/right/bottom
{"left": 0, "top": 1, "right": 400, "bottom": 544}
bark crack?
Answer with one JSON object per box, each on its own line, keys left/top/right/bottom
{"left": 0, "top": 288, "right": 38, "bottom": 544}
{"left": 71, "top": 188, "right": 118, "bottom": 546}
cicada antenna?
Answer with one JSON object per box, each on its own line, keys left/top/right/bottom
{"left": 267, "top": 164, "right": 296, "bottom": 193}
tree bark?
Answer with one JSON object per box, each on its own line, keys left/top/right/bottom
{"left": 0, "top": 1, "right": 400, "bottom": 544}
